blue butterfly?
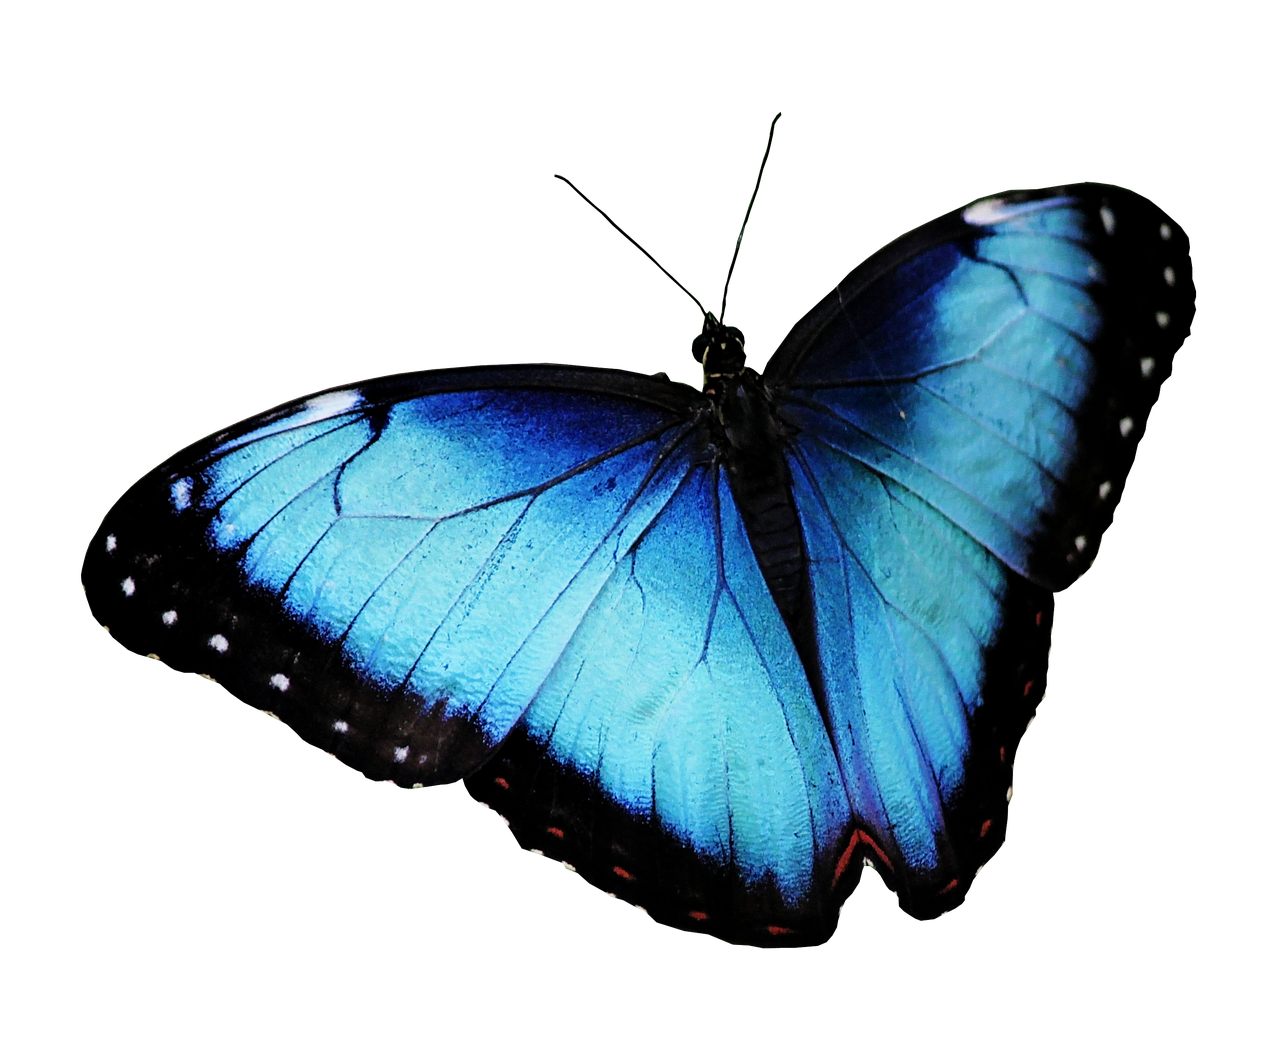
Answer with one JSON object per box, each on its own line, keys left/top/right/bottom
{"left": 83, "top": 169, "right": 1193, "bottom": 946}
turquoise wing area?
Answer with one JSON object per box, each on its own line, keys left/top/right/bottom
{"left": 791, "top": 438, "right": 1002, "bottom": 861}
{"left": 522, "top": 465, "right": 847, "bottom": 883}
{"left": 83, "top": 367, "right": 716, "bottom": 785}
{"left": 758, "top": 184, "right": 1193, "bottom": 917}
{"left": 210, "top": 391, "right": 695, "bottom": 751}
{"left": 84, "top": 365, "right": 858, "bottom": 944}
{"left": 767, "top": 184, "right": 1195, "bottom": 590}
{"left": 468, "top": 465, "right": 853, "bottom": 946}
{"left": 773, "top": 195, "right": 1095, "bottom": 584}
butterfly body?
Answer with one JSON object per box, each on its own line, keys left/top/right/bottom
{"left": 84, "top": 183, "right": 1193, "bottom": 946}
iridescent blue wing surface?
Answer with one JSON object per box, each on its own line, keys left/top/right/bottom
{"left": 83, "top": 183, "right": 1193, "bottom": 946}
{"left": 763, "top": 184, "right": 1194, "bottom": 917}
{"left": 83, "top": 365, "right": 850, "bottom": 944}
{"left": 84, "top": 367, "right": 708, "bottom": 785}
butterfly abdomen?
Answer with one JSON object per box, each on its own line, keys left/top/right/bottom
{"left": 711, "top": 370, "right": 810, "bottom": 629}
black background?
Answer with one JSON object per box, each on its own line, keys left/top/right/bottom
{"left": 67, "top": 97, "right": 1208, "bottom": 973}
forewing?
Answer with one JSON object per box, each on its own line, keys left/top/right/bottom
{"left": 83, "top": 366, "right": 703, "bottom": 786}
{"left": 766, "top": 184, "right": 1194, "bottom": 590}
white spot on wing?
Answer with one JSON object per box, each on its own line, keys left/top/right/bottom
{"left": 394, "top": 746, "right": 409, "bottom": 763}
{"left": 170, "top": 477, "right": 193, "bottom": 512}
{"left": 303, "top": 390, "right": 363, "bottom": 422}
{"left": 269, "top": 673, "right": 290, "bottom": 691}
{"left": 1140, "top": 357, "right": 1156, "bottom": 377}
{"left": 1119, "top": 416, "right": 1135, "bottom": 437}
{"left": 1099, "top": 206, "right": 1116, "bottom": 235}
{"left": 333, "top": 719, "right": 349, "bottom": 733}
{"left": 1164, "top": 266, "right": 1176, "bottom": 286}
{"left": 208, "top": 633, "right": 229, "bottom": 653}
{"left": 162, "top": 610, "right": 177, "bottom": 626}
{"left": 105, "top": 534, "right": 117, "bottom": 553}
{"left": 121, "top": 577, "right": 135, "bottom": 596}
{"left": 1155, "top": 311, "right": 1170, "bottom": 328}
{"left": 1075, "top": 535, "right": 1088, "bottom": 552}
{"left": 963, "top": 195, "right": 1073, "bottom": 226}
{"left": 1160, "top": 223, "right": 1172, "bottom": 241}
{"left": 1098, "top": 480, "right": 1112, "bottom": 500}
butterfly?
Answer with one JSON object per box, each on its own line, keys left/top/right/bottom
{"left": 83, "top": 163, "right": 1193, "bottom": 946}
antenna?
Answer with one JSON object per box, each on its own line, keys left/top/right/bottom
{"left": 554, "top": 174, "right": 708, "bottom": 320}
{"left": 720, "top": 113, "right": 781, "bottom": 323}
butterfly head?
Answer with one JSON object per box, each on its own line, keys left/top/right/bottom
{"left": 693, "top": 313, "right": 746, "bottom": 386}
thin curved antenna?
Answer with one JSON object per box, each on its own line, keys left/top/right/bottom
{"left": 719, "top": 112, "right": 782, "bottom": 323}
{"left": 554, "top": 174, "right": 708, "bottom": 319}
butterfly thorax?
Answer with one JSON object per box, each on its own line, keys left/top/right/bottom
{"left": 703, "top": 350, "right": 813, "bottom": 656}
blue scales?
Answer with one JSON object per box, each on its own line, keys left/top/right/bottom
{"left": 83, "top": 183, "right": 1193, "bottom": 945}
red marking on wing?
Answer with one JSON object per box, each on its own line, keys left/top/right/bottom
{"left": 766, "top": 925, "right": 792, "bottom": 936}
{"left": 979, "top": 818, "right": 992, "bottom": 838}
{"left": 1023, "top": 680, "right": 1034, "bottom": 697}
{"left": 687, "top": 910, "right": 708, "bottom": 921}
{"left": 999, "top": 746, "right": 1006, "bottom": 763}
{"left": 493, "top": 777, "right": 509, "bottom": 790}
{"left": 831, "top": 828, "right": 894, "bottom": 889}
{"left": 939, "top": 878, "right": 958, "bottom": 896}
{"left": 612, "top": 865, "right": 635, "bottom": 881}
{"left": 1035, "top": 611, "right": 1043, "bottom": 627}
{"left": 832, "top": 838, "right": 857, "bottom": 886}
{"left": 546, "top": 826, "right": 564, "bottom": 839}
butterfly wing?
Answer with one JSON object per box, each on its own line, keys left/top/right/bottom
{"left": 467, "top": 461, "right": 851, "bottom": 946}
{"left": 83, "top": 364, "right": 851, "bottom": 944}
{"left": 764, "top": 184, "right": 1194, "bottom": 916}
{"left": 83, "top": 366, "right": 708, "bottom": 785}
